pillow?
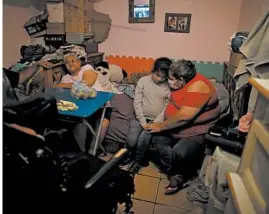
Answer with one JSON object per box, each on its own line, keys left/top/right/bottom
{"left": 116, "top": 84, "right": 136, "bottom": 99}
{"left": 95, "top": 61, "right": 128, "bottom": 84}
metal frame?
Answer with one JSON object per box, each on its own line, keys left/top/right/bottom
{"left": 85, "top": 103, "right": 108, "bottom": 156}
{"left": 164, "top": 13, "right": 192, "bottom": 33}
{"left": 129, "top": 0, "right": 155, "bottom": 23}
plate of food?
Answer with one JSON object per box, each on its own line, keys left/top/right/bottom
{"left": 57, "top": 100, "right": 78, "bottom": 111}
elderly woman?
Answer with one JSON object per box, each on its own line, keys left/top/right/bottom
{"left": 55, "top": 53, "right": 111, "bottom": 152}
{"left": 146, "top": 59, "right": 221, "bottom": 194}
{"left": 56, "top": 53, "right": 104, "bottom": 90}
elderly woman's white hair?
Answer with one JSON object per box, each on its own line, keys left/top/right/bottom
{"left": 64, "top": 51, "right": 87, "bottom": 62}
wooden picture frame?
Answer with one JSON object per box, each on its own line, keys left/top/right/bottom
{"left": 129, "top": 0, "right": 155, "bottom": 23}
{"left": 164, "top": 13, "right": 192, "bottom": 33}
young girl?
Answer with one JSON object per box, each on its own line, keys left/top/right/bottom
{"left": 126, "top": 57, "right": 172, "bottom": 173}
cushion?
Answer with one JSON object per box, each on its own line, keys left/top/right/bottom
{"left": 122, "top": 72, "right": 150, "bottom": 85}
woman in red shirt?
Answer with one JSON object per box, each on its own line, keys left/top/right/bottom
{"left": 147, "top": 59, "right": 221, "bottom": 194}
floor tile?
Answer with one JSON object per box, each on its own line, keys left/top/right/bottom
{"left": 139, "top": 162, "right": 161, "bottom": 178}
{"left": 160, "top": 172, "right": 168, "bottom": 179}
{"left": 154, "top": 204, "right": 189, "bottom": 214}
{"left": 133, "top": 174, "right": 160, "bottom": 203}
{"left": 186, "top": 207, "right": 205, "bottom": 214}
{"left": 116, "top": 199, "right": 155, "bottom": 214}
{"left": 156, "top": 179, "right": 196, "bottom": 210}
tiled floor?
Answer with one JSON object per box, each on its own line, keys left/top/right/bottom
{"left": 100, "top": 155, "right": 204, "bottom": 214}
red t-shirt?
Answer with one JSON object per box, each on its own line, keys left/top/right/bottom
{"left": 165, "top": 73, "right": 221, "bottom": 138}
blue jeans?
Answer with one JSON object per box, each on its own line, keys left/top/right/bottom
{"left": 126, "top": 119, "right": 152, "bottom": 163}
{"left": 150, "top": 134, "right": 205, "bottom": 176}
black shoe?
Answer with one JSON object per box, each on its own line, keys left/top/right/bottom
{"left": 140, "top": 160, "right": 149, "bottom": 167}
{"left": 120, "top": 158, "right": 133, "bottom": 166}
{"left": 127, "top": 162, "right": 141, "bottom": 175}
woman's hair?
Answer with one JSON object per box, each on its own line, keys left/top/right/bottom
{"left": 63, "top": 52, "right": 79, "bottom": 61}
{"left": 169, "top": 59, "right": 196, "bottom": 82}
{"left": 152, "top": 57, "right": 172, "bottom": 77}
{"left": 63, "top": 52, "right": 87, "bottom": 64}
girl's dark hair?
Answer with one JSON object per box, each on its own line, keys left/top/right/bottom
{"left": 169, "top": 59, "right": 196, "bottom": 82}
{"left": 152, "top": 57, "right": 172, "bottom": 77}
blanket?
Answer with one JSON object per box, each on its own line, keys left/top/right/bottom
{"left": 235, "top": 9, "right": 269, "bottom": 112}
{"left": 105, "top": 94, "right": 136, "bottom": 145}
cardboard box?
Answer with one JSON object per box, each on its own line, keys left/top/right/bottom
{"left": 84, "top": 20, "right": 92, "bottom": 32}
{"left": 84, "top": 0, "right": 93, "bottom": 11}
{"left": 44, "top": 35, "right": 66, "bottom": 46}
{"left": 84, "top": 1, "right": 93, "bottom": 20}
{"left": 47, "top": 3, "right": 64, "bottom": 23}
{"left": 229, "top": 52, "right": 244, "bottom": 68}
{"left": 64, "top": 0, "right": 84, "bottom": 8}
{"left": 46, "top": 23, "right": 65, "bottom": 34}
{"left": 65, "top": 17, "right": 85, "bottom": 32}
{"left": 84, "top": 10, "right": 92, "bottom": 21}
{"left": 83, "top": 42, "right": 98, "bottom": 54}
{"left": 66, "top": 33, "right": 84, "bottom": 44}
{"left": 64, "top": 4, "right": 84, "bottom": 17}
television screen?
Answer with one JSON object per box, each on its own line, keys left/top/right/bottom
{"left": 134, "top": 5, "right": 150, "bottom": 18}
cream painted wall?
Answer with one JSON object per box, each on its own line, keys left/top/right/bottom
{"left": 3, "top": 4, "right": 40, "bottom": 68}
{"left": 237, "top": 0, "right": 269, "bottom": 31}
{"left": 94, "top": 0, "right": 243, "bottom": 62}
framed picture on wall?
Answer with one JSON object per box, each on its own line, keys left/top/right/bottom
{"left": 164, "top": 13, "right": 192, "bottom": 33}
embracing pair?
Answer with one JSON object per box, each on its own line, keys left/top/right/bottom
{"left": 126, "top": 57, "right": 221, "bottom": 195}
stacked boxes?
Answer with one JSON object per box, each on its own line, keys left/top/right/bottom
{"left": 44, "top": 0, "right": 95, "bottom": 47}
{"left": 84, "top": 0, "right": 94, "bottom": 33}
{"left": 45, "top": 0, "right": 65, "bottom": 46}
{"left": 64, "top": 0, "right": 93, "bottom": 34}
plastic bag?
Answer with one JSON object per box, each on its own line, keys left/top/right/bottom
{"left": 70, "top": 80, "right": 97, "bottom": 99}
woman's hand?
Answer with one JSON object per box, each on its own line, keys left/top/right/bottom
{"left": 147, "top": 123, "right": 162, "bottom": 133}
{"left": 37, "top": 61, "right": 53, "bottom": 69}
{"left": 239, "top": 112, "right": 253, "bottom": 132}
{"left": 142, "top": 124, "right": 151, "bottom": 130}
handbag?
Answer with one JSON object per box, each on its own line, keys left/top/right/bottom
{"left": 70, "top": 80, "right": 97, "bottom": 99}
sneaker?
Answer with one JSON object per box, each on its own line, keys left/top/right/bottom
{"left": 127, "top": 162, "right": 141, "bottom": 175}
{"left": 164, "top": 175, "right": 187, "bottom": 195}
{"left": 120, "top": 158, "right": 133, "bottom": 167}
{"left": 139, "top": 160, "right": 150, "bottom": 167}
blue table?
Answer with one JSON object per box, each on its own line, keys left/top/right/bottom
{"left": 51, "top": 89, "right": 114, "bottom": 117}
{"left": 48, "top": 88, "right": 114, "bottom": 155}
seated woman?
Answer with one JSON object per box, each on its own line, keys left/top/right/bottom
{"left": 146, "top": 59, "right": 221, "bottom": 194}
{"left": 55, "top": 53, "right": 111, "bottom": 152}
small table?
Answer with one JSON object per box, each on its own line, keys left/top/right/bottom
{"left": 48, "top": 88, "right": 114, "bottom": 155}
